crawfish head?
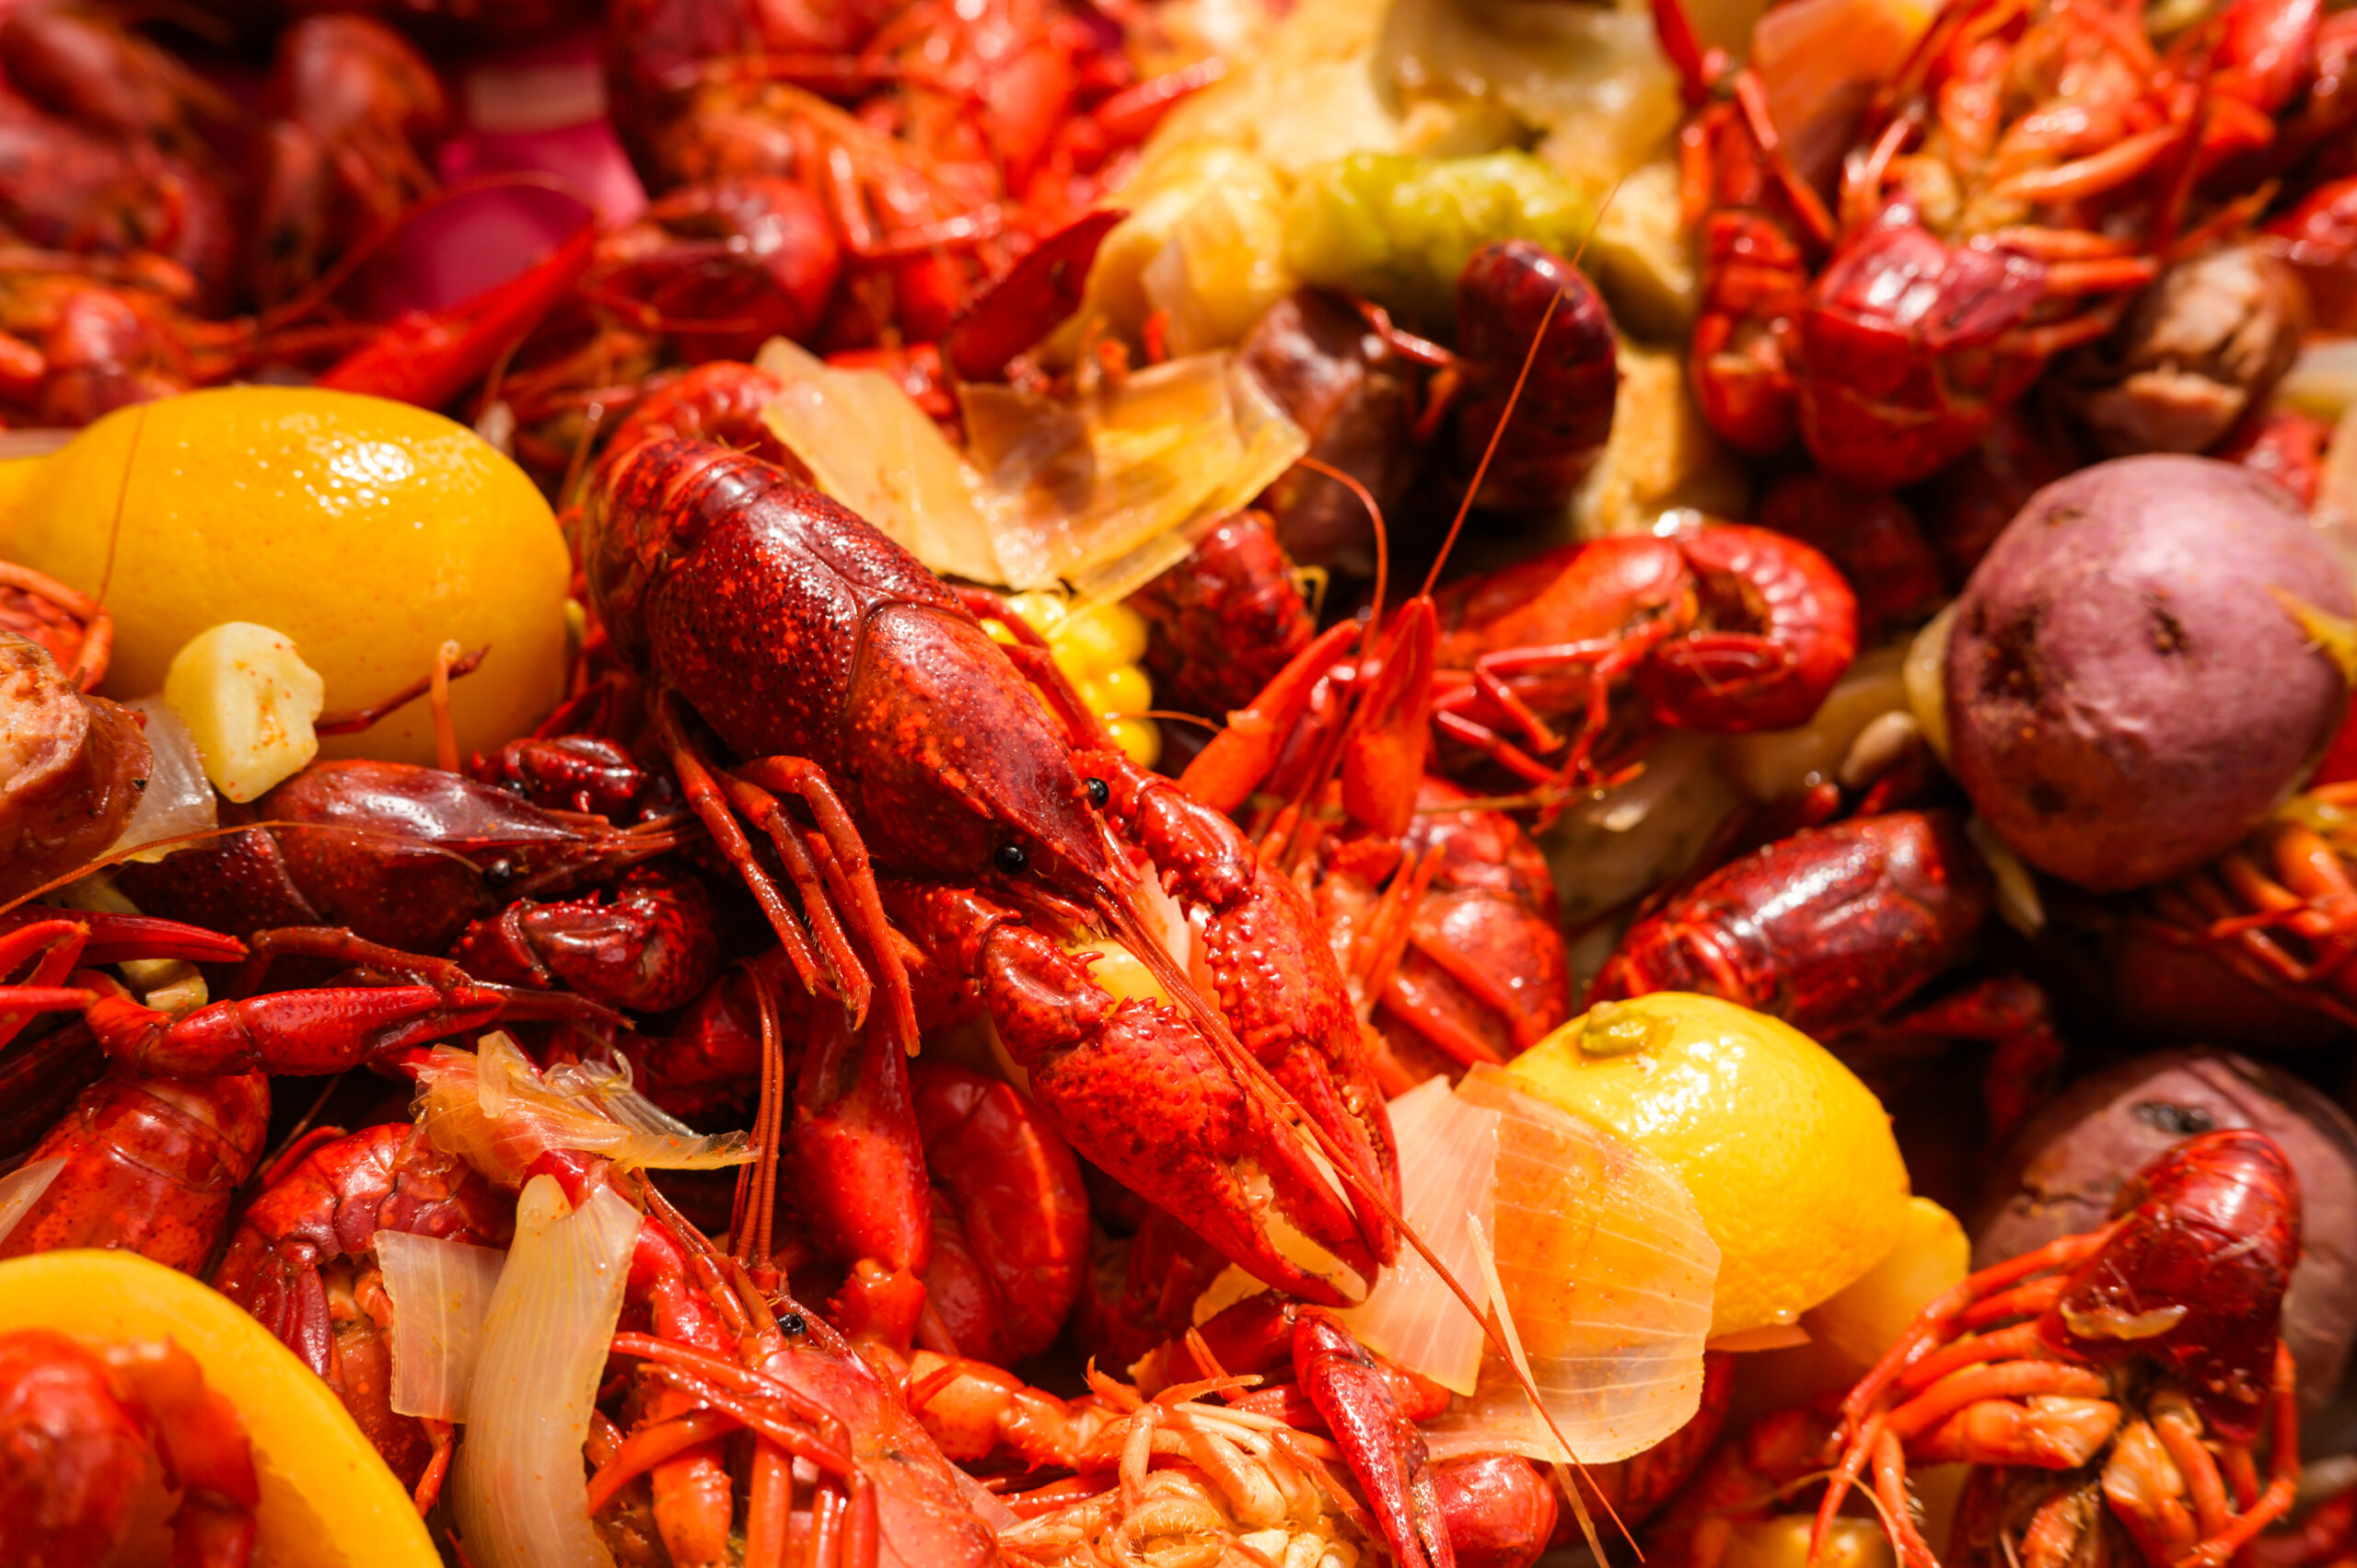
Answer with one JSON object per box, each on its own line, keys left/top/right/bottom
{"left": 580, "top": 437, "right": 1123, "bottom": 895}
{"left": 262, "top": 762, "right": 644, "bottom": 949}
{"left": 2043, "top": 1128, "right": 2301, "bottom": 1442}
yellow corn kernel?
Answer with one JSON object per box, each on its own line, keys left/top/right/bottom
{"left": 1054, "top": 602, "right": 1149, "bottom": 675}
{"left": 981, "top": 618, "right": 1019, "bottom": 645}
{"left": 1107, "top": 716, "right": 1162, "bottom": 769}
{"left": 1074, "top": 676, "right": 1114, "bottom": 714}
{"left": 1096, "top": 664, "right": 1153, "bottom": 716}
{"left": 1004, "top": 590, "right": 1070, "bottom": 636}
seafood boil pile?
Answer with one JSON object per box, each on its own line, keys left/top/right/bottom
{"left": 5, "top": 0, "right": 2357, "bottom": 1558}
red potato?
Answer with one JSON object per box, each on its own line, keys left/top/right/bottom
{"left": 1970, "top": 1049, "right": 2357, "bottom": 1412}
{"left": 1944, "top": 455, "right": 2354, "bottom": 890}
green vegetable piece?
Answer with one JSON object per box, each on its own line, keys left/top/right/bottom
{"left": 1282, "top": 151, "right": 1596, "bottom": 325}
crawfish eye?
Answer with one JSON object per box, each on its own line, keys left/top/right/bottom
{"left": 995, "top": 842, "right": 1029, "bottom": 875}
{"left": 1085, "top": 776, "right": 1109, "bottom": 808}
{"left": 483, "top": 857, "right": 517, "bottom": 889}
{"left": 780, "top": 1312, "right": 807, "bottom": 1337}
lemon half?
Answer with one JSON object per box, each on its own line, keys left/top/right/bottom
{"left": 0, "top": 1249, "right": 438, "bottom": 1568}
{"left": 0, "top": 387, "right": 568, "bottom": 765}
{"left": 1509, "top": 993, "right": 1912, "bottom": 1340}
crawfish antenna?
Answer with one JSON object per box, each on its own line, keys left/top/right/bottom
{"left": 730, "top": 958, "right": 787, "bottom": 1266}
{"left": 1417, "top": 172, "right": 1626, "bottom": 606}
{"left": 1420, "top": 287, "right": 1562, "bottom": 605}
{"left": 95, "top": 401, "right": 148, "bottom": 621}
{"left": 1296, "top": 456, "right": 1391, "bottom": 645}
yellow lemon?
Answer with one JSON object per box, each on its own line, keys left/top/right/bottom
{"left": 0, "top": 1249, "right": 438, "bottom": 1568}
{"left": 0, "top": 387, "right": 568, "bottom": 766}
{"left": 1508, "top": 993, "right": 1911, "bottom": 1341}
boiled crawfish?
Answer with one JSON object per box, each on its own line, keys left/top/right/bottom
{"left": 0, "top": 0, "right": 238, "bottom": 309}
{"left": 2131, "top": 784, "right": 2357, "bottom": 1035}
{"left": 212, "top": 1119, "right": 513, "bottom": 1507}
{"left": 1590, "top": 810, "right": 2063, "bottom": 1143}
{"left": 601, "top": 0, "right": 1199, "bottom": 350}
{"left": 1176, "top": 597, "right": 1575, "bottom": 1095}
{"left": 0, "top": 906, "right": 263, "bottom": 1273}
{"left": 1822, "top": 1129, "right": 2302, "bottom": 1568}
{"left": 115, "top": 758, "right": 681, "bottom": 957}
{"left": 1661, "top": 0, "right": 2316, "bottom": 488}
{"left": 1427, "top": 520, "right": 1858, "bottom": 796}
{"left": 622, "top": 956, "right": 1093, "bottom": 1364}
{"left": 576, "top": 435, "right": 1400, "bottom": 1306}
{"left": 915, "top": 1295, "right": 1475, "bottom": 1568}
{"left": 249, "top": 13, "right": 450, "bottom": 310}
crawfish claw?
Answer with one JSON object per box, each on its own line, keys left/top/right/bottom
{"left": 1296, "top": 1310, "right": 1457, "bottom": 1568}
{"left": 1016, "top": 973, "right": 1376, "bottom": 1307}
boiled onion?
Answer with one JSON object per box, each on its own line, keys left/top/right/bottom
{"left": 0, "top": 1157, "right": 63, "bottom": 1246}
{"left": 752, "top": 337, "right": 1303, "bottom": 599}
{"left": 378, "top": 1230, "right": 509, "bottom": 1423}
{"left": 450, "top": 1174, "right": 640, "bottom": 1568}
{"left": 754, "top": 339, "right": 1008, "bottom": 587}
{"left": 412, "top": 1032, "right": 750, "bottom": 1189}
{"left": 1340, "top": 1076, "right": 1498, "bottom": 1394}
{"left": 114, "top": 697, "right": 218, "bottom": 862}
{"left": 1415, "top": 1068, "right": 1718, "bottom": 1464}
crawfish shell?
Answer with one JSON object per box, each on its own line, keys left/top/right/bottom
{"left": 1972, "top": 1049, "right": 2357, "bottom": 1415}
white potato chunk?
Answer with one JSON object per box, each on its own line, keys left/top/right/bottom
{"left": 163, "top": 621, "right": 326, "bottom": 804}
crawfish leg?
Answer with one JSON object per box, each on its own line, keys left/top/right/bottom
{"left": 2176, "top": 1343, "right": 2301, "bottom": 1568}
{"left": 0, "top": 917, "right": 90, "bottom": 1050}
{"left": 653, "top": 691, "right": 845, "bottom": 1014}
{"left": 86, "top": 970, "right": 598, "bottom": 1075}
{"left": 727, "top": 753, "right": 918, "bottom": 1046}
{"left": 712, "top": 770, "right": 879, "bottom": 1016}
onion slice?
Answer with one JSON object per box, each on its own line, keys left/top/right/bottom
{"left": 1340, "top": 1077, "right": 1499, "bottom": 1394}
{"left": 0, "top": 1158, "right": 64, "bottom": 1246}
{"left": 378, "top": 1230, "right": 508, "bottom": 1422}
{"left": 752, "top": 335, "right": 1305, "bottom": 598}
{"left": 756, "top": 339, "right": 1010, "bottom": 587}
{"left": 115, "top": 697, "right": 219, "bottom": 863}
{"left": 412, "top": 1032, "right": 751, "bottom": 1186}
{"left": 451, "top": 1174, "right": 639, "bottom": 1568}
{"left": 1421, "top": 1067, "right": 1718, "bottom": 1464}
